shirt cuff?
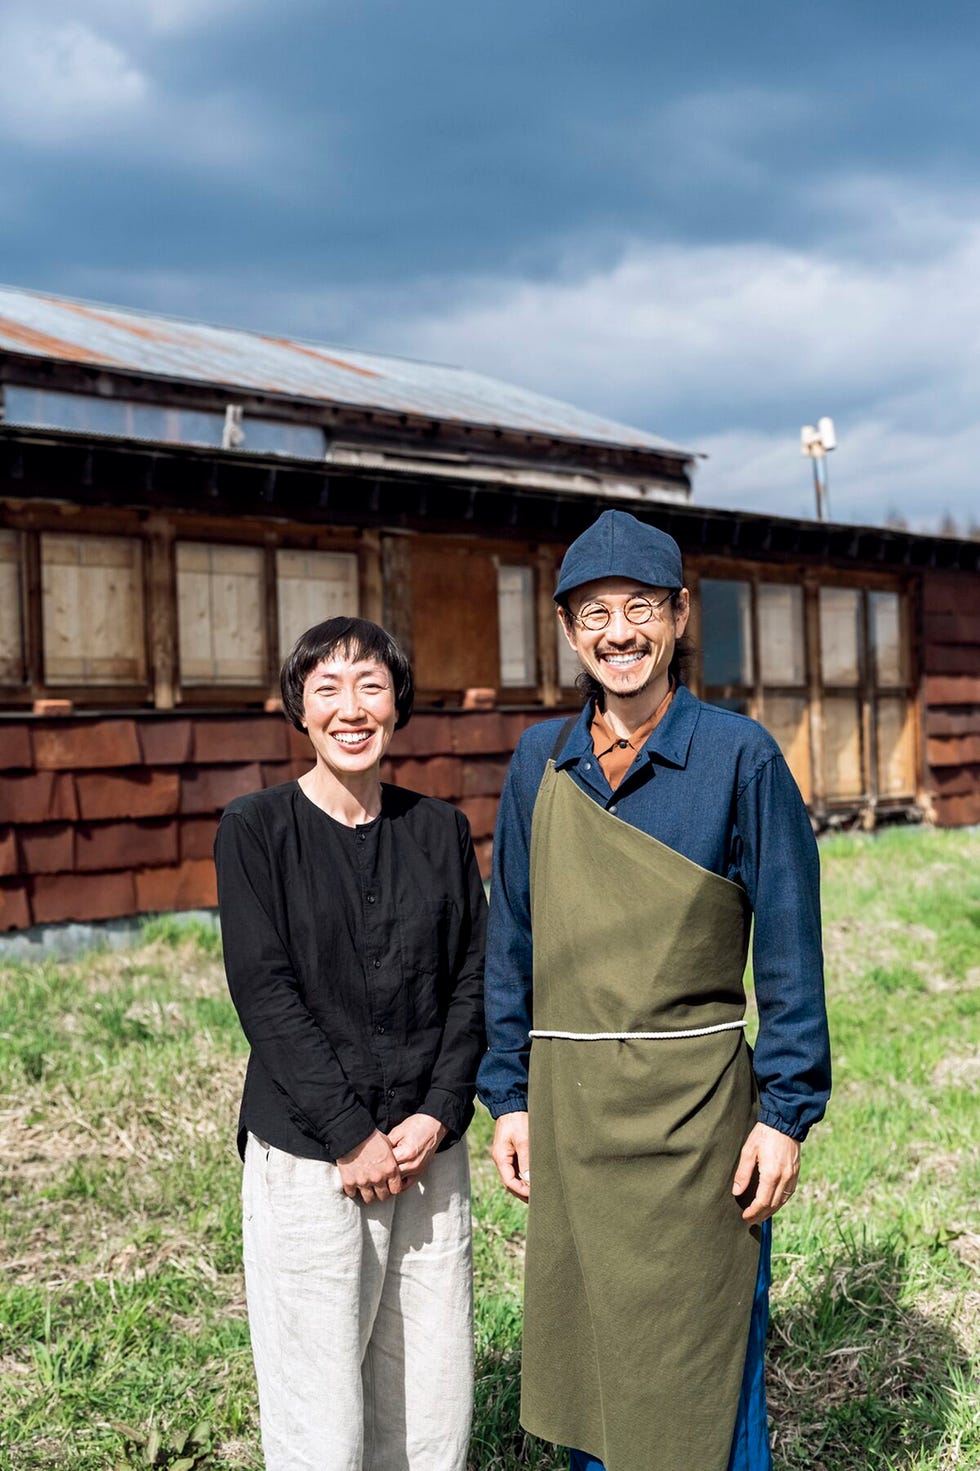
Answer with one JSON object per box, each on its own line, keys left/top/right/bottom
{"left": 481, "top": 1092, "right": 529, "bottom": 1120}
{"left": 419, "top": 1086, "right": 470, "bottom": 1143}
{"left": 757, "top": 1105, "right": 809, "bottom": 1142}
{"left": 315, "top": 1102, "right": 378, "bottom": 1161}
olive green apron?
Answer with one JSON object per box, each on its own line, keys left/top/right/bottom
{"left": 521, "top": 761, "right": 762, "bottom": 1471}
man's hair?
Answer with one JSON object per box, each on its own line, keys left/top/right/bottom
{"left": 556, "top": 590, "right": 694, "bottom": 704}
{"left": 280, "top": 617, "right": 415, "bottom": 733}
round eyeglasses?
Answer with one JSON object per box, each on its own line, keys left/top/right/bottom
{"left": 569, "top": 592, "right": 674, "bottom": 632}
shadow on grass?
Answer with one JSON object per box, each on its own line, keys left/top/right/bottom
{"left": 769, "top": 1237, "right": 973, "bottom": 1470}
{"left": 471, "top": 1292, "right": 564, "bottom": 1471}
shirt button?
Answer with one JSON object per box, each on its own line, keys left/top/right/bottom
{"left": 387, "top": 1088, "right": 395, "bottom": 1099}
{"left": 367, "top": 894, "right": 376, "bottom": 904}
{"left": 373, "top": 959, "right": 382, "bottom": 969}
{"left": 358, "top": 832, "right": 366, "bottom": 842}
{"left": 618, "top": 739, "right": 629, "bottom": 749}
{"left": 583, "top": 761, "right": 591, "bottom": 771}
{"left": 376, "top": 1024, "right": 385, "bottom": 1035}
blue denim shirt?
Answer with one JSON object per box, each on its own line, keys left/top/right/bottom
{"left": 476, "top": 685, "right": 831, "bottom": 1141}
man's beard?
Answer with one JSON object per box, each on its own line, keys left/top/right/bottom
{"left": 595, "top": 656, "right": 658, "bottom": 701}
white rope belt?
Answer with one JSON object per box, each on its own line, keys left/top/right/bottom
{"left": 529, "top": 1020, "right": 746, "bottom": 1041}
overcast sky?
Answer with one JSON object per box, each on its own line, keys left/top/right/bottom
{"left": 1, "top": 1, "right": 977, "bottom": 532}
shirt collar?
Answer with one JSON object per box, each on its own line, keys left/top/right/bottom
{"left": 554, "top": 684, "right": 701, "bottom": 772}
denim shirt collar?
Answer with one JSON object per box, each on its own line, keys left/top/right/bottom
{"left": 554, "top": 684, "right": 701, "bottom": 773}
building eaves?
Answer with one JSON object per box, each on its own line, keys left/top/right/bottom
{"left": 0, "top": 284, "right": 696, "bottom": 463}
{"left": 2, "top": 424, "right": 977, "bottom": 577}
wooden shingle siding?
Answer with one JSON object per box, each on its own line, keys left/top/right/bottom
{"left": 0, "top": 707, "right": 559, "bottom": 928}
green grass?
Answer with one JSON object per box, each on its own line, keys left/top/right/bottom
{"left": 1, "top": 829, "right": 978, "bottom": 1469}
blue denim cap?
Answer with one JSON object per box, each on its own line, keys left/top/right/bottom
{"left": 554, "top": 509, "right": 684, "bottom": 601}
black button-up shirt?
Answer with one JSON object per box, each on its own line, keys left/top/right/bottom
{"left": 215, "top": 781, "right": 487, "bottom": 1162}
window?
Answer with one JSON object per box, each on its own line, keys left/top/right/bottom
{"left": 758, "top": 584, "right": 805, "bottom": 686}
{"left": 276, "top": 550, "right": 359, "bottom": 660}
{"left": 176, "top": 542, "right": 266, "bottom": 685}
{"left": 819, "top": 588, "right": 861, "bottom": 685}
{"left": 699, "top": 575, "right": 915, "bottom": 812}
{"left": 0, "top": 530, "right": 23, "bottom": 683}
{"left": 497, "top": 565, "right": 537, "bottom": 687}
{"left": 41, "top": 533, "right": 146, "bottom": 685}
{"left": 757, "top": 584, "right": 810, "bottom": 799}
{"left": 5, "top": 387, "right": 225, "bottom": 448}
{"left": 870, "top": 591, "right": 906, "bottom": 686}
{"left": 701, "top": 579, "right": 810, "bottom": 794}
{"left": 242, "top": 419, "right": 325, "bottom": 460}
{"left": 0, "top": 526, "right": 367, "bottom": 705}
{"left": 869, "top": 591, "right": 914, "bottom": 799}
{"left": 819, "top": 587, "right": 863, "bottom": 799}
{"left": 701, "top": 580, "right": 754, "bottom": 691}
{"left": 3, "top": 387, "right": 324, "bottom": 458}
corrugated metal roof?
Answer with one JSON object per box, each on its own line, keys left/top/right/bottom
{"left": 0, "top": 285, "right": 693, "bottom": 460}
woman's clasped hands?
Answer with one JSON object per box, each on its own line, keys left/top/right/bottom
{"left": 337, "top": 1114, "right": 447, "bottom": 1202}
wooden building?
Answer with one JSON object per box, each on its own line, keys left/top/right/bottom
{"left": 1, "top": 286, "right": 978, "bottom": 933}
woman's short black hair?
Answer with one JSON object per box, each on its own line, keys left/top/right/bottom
{"left": 280, "top": 617, "right": 415, "bottom": 732}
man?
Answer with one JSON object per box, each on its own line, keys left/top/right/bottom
{"left": 477, "top": 509, "right": 830, "bottom": 1471}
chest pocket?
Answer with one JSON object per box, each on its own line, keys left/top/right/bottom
{"left": 398, "top": 898, "right": 452, "bottom": 978}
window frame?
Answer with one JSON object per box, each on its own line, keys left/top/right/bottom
{"left": 691, "top": 558, "right": 920, "bottom": 820}
{"left": 495, "top": 560, "right": 539, "bottom": 693}
{"left": 0, "top": 510, "right": 366, "bottom": 711}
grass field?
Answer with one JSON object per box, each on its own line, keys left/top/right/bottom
{"left": 1, "top": 826, "right": 978, "bottom": 1470}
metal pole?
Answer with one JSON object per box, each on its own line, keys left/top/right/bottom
{"left": 811, "top": 453, "right": 825, "bottom": 522}
{"left": 821, "top": 455, "right": 831, "bottom": 521}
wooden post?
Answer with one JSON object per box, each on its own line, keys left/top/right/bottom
{"left": 535, "top": 546, "right": 559, "bottom": 706}
{"left": 907, "top": 574, "right": 930, "bottom": 818}
{"left": 684, "top": 564, "right": 702, "bottom": 699}
{"left": 747, "top": 569, "right": 761, "bottom": 723}
{"left": 804, "top": 573, "right": 825, "bottom": 820}
{"left": 381, "top": 532, "right": 414, "bottom": 664}
{"left": 263, "top": 537, "right": 280, "bottom": 705}
{"left": 360, "top": 528, "right": 384, "bottom": 624}
{"left": 860, "top": 588, "right": 877, "bottom": 827}
{"left": 146, "top": 515, "right": 176, "bottom": 709}
{"left": 21, "top": 524, "right": 43, "bottom": 698}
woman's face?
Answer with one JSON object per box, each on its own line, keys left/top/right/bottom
{"left": 301, "top": 655, "right": 397, "bottom": 780}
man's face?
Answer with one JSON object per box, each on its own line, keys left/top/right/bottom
{"left": 559, "top": 576, "right": 690, "bottom": 701}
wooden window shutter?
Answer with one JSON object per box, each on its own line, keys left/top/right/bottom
{"left": 41, "top": 533, "right": 146, "bottom": 685}
{"left": 176, "top": 542, "right": 266, "bottom": 685}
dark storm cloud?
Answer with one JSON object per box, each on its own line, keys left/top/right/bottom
{"left": 2, "top": 0, "right": 975, "bottom": 289}
{"left": 0, "top": 0, "right": 977, "bottom": 527}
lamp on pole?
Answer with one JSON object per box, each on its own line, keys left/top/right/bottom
{"left": 801, "top": 417, "right": 836, "bottom": 522}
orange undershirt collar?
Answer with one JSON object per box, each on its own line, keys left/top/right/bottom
{"left": 590, "top": 683, "right": 675, "bottom": 792}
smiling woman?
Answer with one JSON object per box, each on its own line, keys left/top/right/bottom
{"left": 213, "top": 615, "right": 487, "bottom": 1471}
{"left": 279, "top": 616, "right": 414, "bottom": 820}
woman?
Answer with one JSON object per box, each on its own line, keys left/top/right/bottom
{"left": 215, "top": 616, "right": 487, "bottom": 1471}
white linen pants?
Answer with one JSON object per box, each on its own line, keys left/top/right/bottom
{"left": 242, "top": 1134, "right": 473, "bottom": 1471}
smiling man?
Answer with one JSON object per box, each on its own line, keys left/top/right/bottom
{"left": 478, "top": 510, "right": 831, "bottom": 1471}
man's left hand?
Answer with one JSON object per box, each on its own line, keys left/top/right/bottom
{"left": 732, "top": 1121, "right": 800, "bottom": 1224}
{"left": 388, "top": 1113, "right": 447, "bottom": 1189}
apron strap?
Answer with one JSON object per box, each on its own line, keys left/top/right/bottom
{"left": 548, "top": 714, "right": 580, "bottom": 764}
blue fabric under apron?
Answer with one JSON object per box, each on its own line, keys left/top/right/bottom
{"left": 569, "top": 1217, "right": 773, "bottom": 1471}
